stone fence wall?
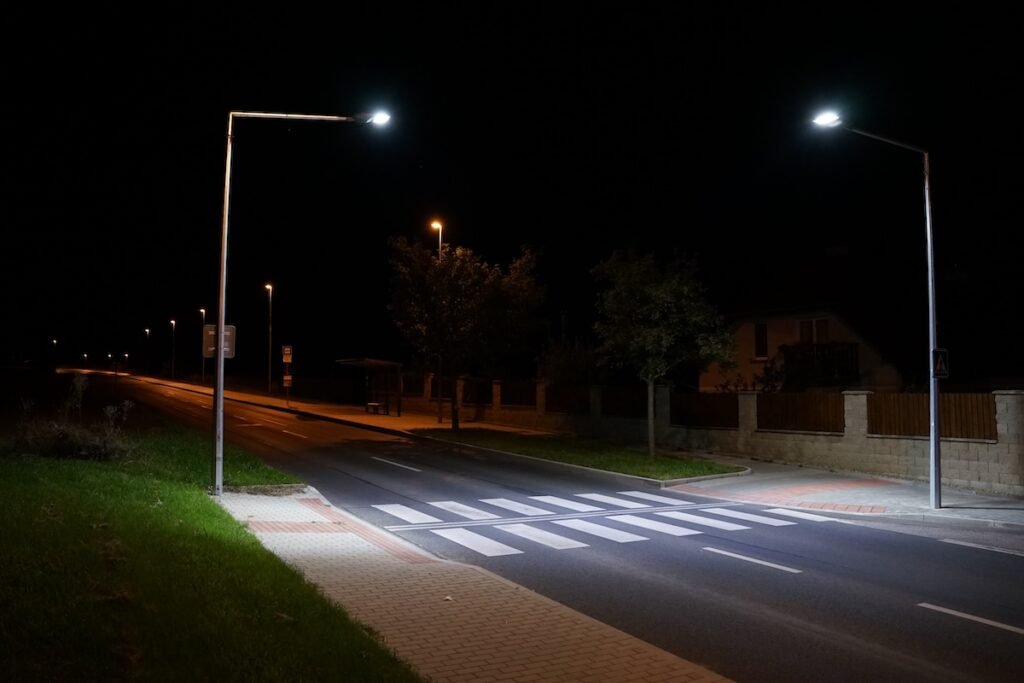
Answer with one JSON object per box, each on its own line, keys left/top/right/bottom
{"left": 400, "top": 377, "right": 1024, "bottom": 497}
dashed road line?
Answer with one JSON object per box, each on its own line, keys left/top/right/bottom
{"left": 939, "top": 539, "right": 1024, "bottom": 557}
{"left": 702, "top": 547, "right": 802, "bottom": 573}
{"left": 371, "top": 457, "right": 422, "bottom": 472}
{"left": 918, "top": 603, "right": 1024, "bottom": 635}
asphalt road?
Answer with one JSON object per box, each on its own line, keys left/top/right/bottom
{"left": 117, "top": 377, "right": 1024, "bottom": 683}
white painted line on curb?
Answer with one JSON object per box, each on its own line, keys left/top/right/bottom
{"left": 609, "top": 515, "right": 702, "bottom": 537}
{"left": 618, "top": 491, "right": 695, "bottom": 505}
{"left": 576, "top": 493, "right": 651, "bottom": 509}
{"left": 481, "top": 498, "right": 554, "bottom": 516}
{"left": 918, "top": 603, "right": 1024, "bottom": 635}
{"left": 431, "top": 528, "right": 523, "bottom": 556}
{"left": 764, "top": 508, "right": 837, "bottom": 522}
{"left": 939, "top": 539, "right": 1024, "bottom": 557}
{"left": 531, "top": 496, "right": 603, "bottom": 512}
{"left": 553, "top": 519, "right": 648, "bottom": 543}
{"left": 497, "top": 524, "right": 589, "bottom": 549}
{"left": 703, "top": 508, "right": 797, "bottom": 526}
{"left": 429, "top": 501, "right": 501, "bottom": 520}
{"left": 702, "top": 547, "right": 802, "bottom": 573}
{"left": 656, "top": 511, "right": 749, "bottom": 531}
{"left": 373, "top": 504, "right": 443, "bottom": 524}
{"left": 371, "top": 457, "right": 422, "bottom": 472}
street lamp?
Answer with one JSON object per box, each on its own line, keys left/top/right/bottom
{"left": 813, "top": 110, "right": 942, "bottom": 509}
{"left": 199, "top": 308, "right": 207, "bottom": 385}
{"left": 265, "top": 284, "right": 273, "bottom": 394}
{"left": 212, "top": 109, "right": 389, "bottom": 495}
{"left": 170, "top": 319, "right": 176, "bottom": 380}
{"left": 431, "top": 219, "right": 443, "bottom": 254}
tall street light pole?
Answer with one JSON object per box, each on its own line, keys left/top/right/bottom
{"left": 199, "top": 308, "right": 206, "bottom": 385}
{"left": 265, "top": 284, "right": 273, "bottom": 394}
{"left": 431, "top": 219, "right": 443, "bottom": 254}
{"left": 813, "top": 111, "right": 942, "bottom": 509}
{"left": 431, "top": 219, "right": 445, "bottom": 423}
{"left": 170, "top": 319, "right": 176, "bottom": 380}
{"left": 213, "top": 110, "right": 390, "bottom": 496}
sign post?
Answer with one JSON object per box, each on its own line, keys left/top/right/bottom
{"left": 282, "top": 345, "right": 293, "bottom": 406}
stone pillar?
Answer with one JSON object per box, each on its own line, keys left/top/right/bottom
{"left": 737, "top": 391, "right": 758, "bottom": 454}
{"left": 842, "top": 391, "right": 872, "bottom": 438}
{"left": 492, "top": 380, "right": 502, "bottom": 411}
{"left": 536, "top": 380, "right": 547, "bottom": 415}
{"left": 423, "top": 372, "right": 434, "bottom": 400}
{"left": 655, "top": 384, "right": 671, "bottom": 434}
{"left": 993, "top": 391, "right": 1024, "bottom": 496}
{"left": 456, "top": 377, "right": 465, "bottom": 407}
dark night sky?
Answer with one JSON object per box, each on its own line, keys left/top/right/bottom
{"left": 2, "top": 5, "right": 1021, "bottom": 386}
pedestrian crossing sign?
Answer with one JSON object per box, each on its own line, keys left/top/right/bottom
{"left": 933, "top": 348, "right": 949, "bottom": 379}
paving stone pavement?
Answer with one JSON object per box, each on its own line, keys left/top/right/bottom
{"left": 219, "top": 488, "right": 732, "bottom": 683}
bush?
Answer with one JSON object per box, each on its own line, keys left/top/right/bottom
{"left": 11, "top": 393, "right": 136, "bottom": 462}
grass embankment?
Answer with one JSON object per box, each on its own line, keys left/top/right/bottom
{"left": 414, "top": 428, "right": 743, "bottom": 480}
{"left": 0, "top": 426, "right": 421, "bottom": 682}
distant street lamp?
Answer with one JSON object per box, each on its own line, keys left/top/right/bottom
{"left": 431, "top": 219, "right": 443, "bottom": 254}
{"left": 212, "top": 109, "right": 390, "bottom": 495}
{"left": 265, "top": 284, "right": 273, "bottom": 394}
{"left": 813, "top": 110, "right": 942, "bottom": 509}
{"left": 199, "top": 308, "right": 207, "bottom": 385}
{"left": 170, "top": 319, "right": 176, "bottom": 380}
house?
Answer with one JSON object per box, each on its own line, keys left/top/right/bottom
{"left": 700, "top": 309, "right": 903, "bottom": 392}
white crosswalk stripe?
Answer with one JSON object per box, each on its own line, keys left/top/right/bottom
{"left": 530, "top": 495, "right": 604, "bottom": 512}
{"left": 428, "top": 501, "right": 501, "bottom": 520}
{"left": 430, "top": 528, "right": 522, "bottom": 556}
{"left": 481, "top": 498, "right": 554, "bottom": 516}
{"left": 764, "top": 508, "right": 837, "bottom": 522}
{"left": 617, "top": 491, "right": 694, "bottom": 505}
{"left": 553, "top": 518, "right": 648, "bottom": 542}
{"left": 373, "top": 504, "right": 442, "bottom": 524}
{"left": 497, "top": 524, "right": 589, "bottom": 549}
{"left": 608, "top": 515, "right": 702, "bottom": 537}
{"left": 703, "top": 508, "right": 797, "bottom": 526}
{"left": 576, "top": 493, "right": 650, "bottom": 509}
{"left": 656, "top": 511, "right": 749, "bottom": 531}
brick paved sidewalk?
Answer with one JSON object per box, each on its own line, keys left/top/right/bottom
{"left": 218, "top": 488, "right": 731, "bottom": 683}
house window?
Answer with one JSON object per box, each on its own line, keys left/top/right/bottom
{"left": 754, "top": 322, "right": 768, "bottom": 359}
{"left": 800, "top": 318, "right": 830, "bottom": 344}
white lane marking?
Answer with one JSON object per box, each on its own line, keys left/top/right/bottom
{"left": 918, "top": 603, "right": 1024, "bottom": 636}
{"left": 618, "top": 490, "right": 694, "bottom": 505}
{"left": 428, "top": 501, "right": 501, "bottom": 520}
{"left": 609, "top": 515, "right": 702, "bottom": 537}
{"left": 198, "top": 403, "right": 210, "bottom": 408}
{"left": 531, "top": 496, "right": 603, "bottom": 512}
{"left": 656, "top": 511, "right": 749, "bottom": 531}
{"left": 702, "top": 547, "right": 802, "bottom": 573}
{"left": 496, "top": 524, "right": 589, "bottom": 550}
{"left": 281, "top": 429, "right": 308, "bottom": 439}
{"left": 371, "top": 457, "right": 422, "bottom": 472}
{"left": 480, "top": 498, "right": 554, "bottom": 516}
{"left": 703, "top": 508, "right": 797, "bottom": 526}
{"left": 373, "top": 504, "right": 442, "bottom": 524}
{"left": 764, "top": 508, "right": 837, "bottom": 522}
{"left": 235, "top": 423, "right": 264, "bottom": 428}
{"left": 940, "top": 539, "right": 1024, "bottom": 557}
{"left": 576, "top": 493, "right": 650, "bottom": 509}
{"left": 260, "top": 417, "right": 287, "bottom": 426}
{"left": 431, "top": 528, "right": 522, "bottom": 557}
{"left": 553, "top": 519, "right": 647, "bottom": 543}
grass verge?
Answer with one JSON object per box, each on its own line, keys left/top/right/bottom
{"left": 413, "top": 428, "right": 743, "bottom": 480}
{"left": 0, "top": 425, "right": 421, "bottom": 682}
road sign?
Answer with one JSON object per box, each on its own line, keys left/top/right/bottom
{"left": 203, "top": 325, "right": 236, "bottom": 359}
{"left": 933, "top": 348, "right": 949, "bottom": 379}
{"left": 282, "top": 345, "right": 293, "bottom": 364}
{"left": 283, "top": 374, "right": 293, "bottom": 387}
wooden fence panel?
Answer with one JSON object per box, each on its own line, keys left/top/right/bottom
{"left": 868, "top": 393, "right": 996, "bottom": 440}
{"left": 757, "top": 393, "right": 844, "bottom": 433}
{"left": 670, "top": 393, "right": 739, "bottom": 428}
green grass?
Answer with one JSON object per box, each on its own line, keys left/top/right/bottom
{"left": 0, "top": 425, "right": 421, "bottom": 682}
{"left": 413, "top": 428, "right": 743, "bottom": 480}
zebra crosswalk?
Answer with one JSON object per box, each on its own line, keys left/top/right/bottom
{"left": 369, "top": 490, "right": 837, "bottom": 558}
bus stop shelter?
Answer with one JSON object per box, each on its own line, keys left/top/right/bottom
{"left": 335, "top": 358, "right": 403, "bottom": 416}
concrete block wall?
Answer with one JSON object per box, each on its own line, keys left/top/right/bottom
{"left": 399, "top": 374, "right": 1023, "bottom": 496}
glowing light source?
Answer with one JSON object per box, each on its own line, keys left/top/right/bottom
{"left": 813, "top": 111, "right": 842, "bottom": 127}
{"left": 370, "top": 111, "right": 391, "bottom": 125}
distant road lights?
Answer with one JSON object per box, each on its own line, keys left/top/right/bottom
{"left": 82, "top": 353, "right": 88, "bottom": 360}
{"left": 431, "top": 220, "right": 443, "bottom": 254}
{"left": 370, "top": 111, "right": 391, "bottom": 125}
{"left": 145, "top": 328, "right": 151, "bottom": 338}
{"left": 170, "top": 319, "right": 177, "bottom": 380}
{"left": 52, "top": 339, "right": 58, "bottom": 346}
{"left": 812, "top": 109, "right": 941, "bottom": 509}
{"left": 199, "top": 308, "right": 207, "bottom": 385}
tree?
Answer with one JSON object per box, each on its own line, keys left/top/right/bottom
{"left": 593, "top": 251, "right": 732, "bottom": 456}
{"left": 388, "top": 237, "right": 543, "bottom": 430}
